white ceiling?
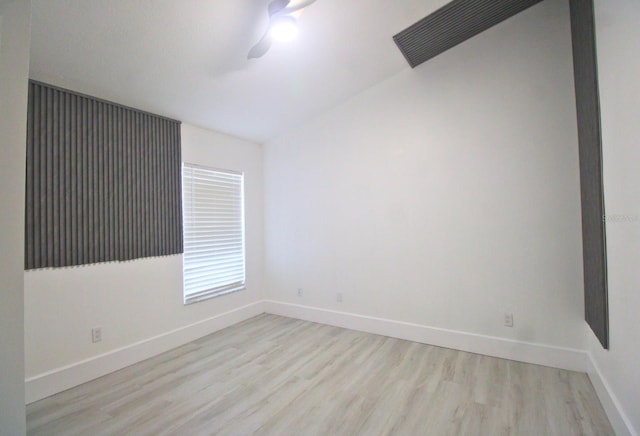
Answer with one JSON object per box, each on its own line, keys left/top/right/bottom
{"left": 30, "top": 0, "right": 446, "bottom": 143}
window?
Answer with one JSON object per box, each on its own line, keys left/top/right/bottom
{"left": 182, "top": 163, "right": 245, "bottom": 304}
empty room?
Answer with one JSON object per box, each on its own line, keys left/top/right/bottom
{"left": 1, "top": 0, "right": 638, "bottom": 434}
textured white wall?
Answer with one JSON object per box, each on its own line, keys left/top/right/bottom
{"left": 263, "top": 0, "right": 586, "bottom": 350}
{"left": 0, "top": 0, "right": 31, "bottom": 434}
{"left": 24, "top": 123, "right": 263, "bottom": 378}
{"left": 591, "top": 1, "right": 640, "bottom": 433}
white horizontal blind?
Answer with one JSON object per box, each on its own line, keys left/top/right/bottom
{"left": 182, "top": 164, "right": 245, "bottom": 304}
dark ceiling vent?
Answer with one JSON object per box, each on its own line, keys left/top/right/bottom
{"left": 393, "top": 0, "right": 544, "bottom": 68}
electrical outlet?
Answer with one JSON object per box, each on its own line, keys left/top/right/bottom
{"left": 92, "top": 327, "right": 102, "bottom": 343}
{"left": 297, "top": 288, "right": 303, "bottom": 297}
{"left": 504, "top": 313, "right": 514, "bottom": 328}
{"left": 336, "top": 292, "right": 343, "bottom": 303}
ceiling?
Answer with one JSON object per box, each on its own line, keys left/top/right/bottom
{"left": 30, "top": 0, "right": 447, "bottom": 143}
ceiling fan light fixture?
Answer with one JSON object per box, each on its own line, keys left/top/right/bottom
{"left": 269, "top": 15, "right": 299, "bottom": 42}
{"left": 248, "top": 0, "right": 317, "bottom": 59}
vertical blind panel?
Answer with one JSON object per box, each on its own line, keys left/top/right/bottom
{"left": 393, "top": 0, "right": 544, "bottom": 68}
{"left": 25, "top": 81, "right": 183, "bottom": 269}
{"left": 182, "top": 164, "right": 245, "bottom": 302}
{"left": 569, "top": 0, "right": 609, "bottom": 349}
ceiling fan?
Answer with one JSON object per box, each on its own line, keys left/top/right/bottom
{"left": 248, "top": 0, "right": 318, "bottom": 59}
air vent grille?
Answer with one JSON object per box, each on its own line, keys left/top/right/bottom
{"left": 393, "top": 0, "right": 544, "bottom": 68}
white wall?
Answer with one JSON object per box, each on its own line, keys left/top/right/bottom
{"left": 264, "top": 0, "right": 586, "bottom": 352}
{"left": 0, "top": 0, "right": 31, "bottom": 434}
{"left": 24, "top": 123, "right": 263, "bottom": 397}
{"left": 589, "top": 1, "right": 640, "bottom": 434}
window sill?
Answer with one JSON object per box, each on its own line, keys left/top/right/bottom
{"left": 183, "top": 285, "right": 245, "bottom": 305}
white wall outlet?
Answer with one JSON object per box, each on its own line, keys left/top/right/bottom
{"left": 297, "top": 288, "right": 303, "bottom": 297}
{"left": 336, "top": 292, "right": 343, "bottom": 303}
{"left": 92, "top": 327, "right": 102, "bottom": 343}
{"left": 504, "top": 313, "right": 514, "bottom": 328}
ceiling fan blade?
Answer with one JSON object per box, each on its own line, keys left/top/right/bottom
{"left": 268, "top": 0, "right": 291, "bottom": 16}
{"left": 282, "top": 0, "right": 317, "bottom": 14}
{"left": 248, "top": 32, "right": 272, "bottom": 59}
{"left": 248, "top": 0, "right": 288, "bottom": 59}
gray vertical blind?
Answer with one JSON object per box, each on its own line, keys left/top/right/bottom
{"left": 393, "top": 0, "right": 544, "bottom": 68}
{"left": 569, "top": 0, "right": 608, "bottom": 348}
{"left": 25, "top": 81, "right": 183, "bottom": 269}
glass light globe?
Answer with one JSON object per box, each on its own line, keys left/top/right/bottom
{"left": 270, "top": 16, "right": 299, "bottom": 42}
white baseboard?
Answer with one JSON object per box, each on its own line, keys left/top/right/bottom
{"left": 263, "top": 300, "right": 587, "bottom": 372}
{"left": 25, "top": 301, "right": 265, "bottom": 404}
{"left": 586, "top": 353, "right": 637, "bottom": 436}
{"left": 27, "top": 298, "right": 632, "bottom": 435}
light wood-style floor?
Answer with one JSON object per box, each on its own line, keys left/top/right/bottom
{"left": 27, "top": 314, "right": 613, "bottom": 435}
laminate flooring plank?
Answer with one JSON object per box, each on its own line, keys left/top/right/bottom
{"left": 27, "top": 314, "right": 614, "bottom": 435}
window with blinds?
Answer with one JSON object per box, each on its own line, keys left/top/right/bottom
{"left": 182, "top": 164, "right": 246, "bottom": 304}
